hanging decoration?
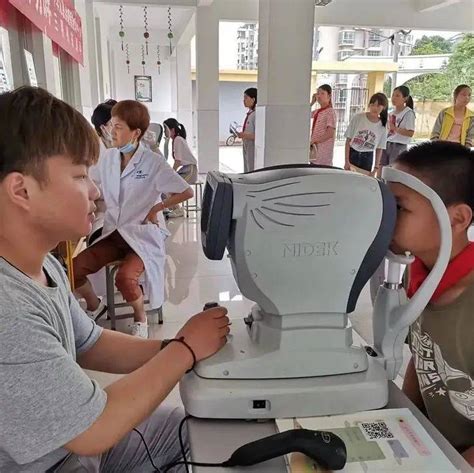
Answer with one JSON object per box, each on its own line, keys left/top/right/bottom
{"left": 143, "top": 6, "right": 149, "bottom": 55}
{"left": 167, "top": 7, "right": 174, "bottom": 55}
{"left": 125, "top": 44, "right": 130, "bottom": 74}
{"left": 156, "top": 45, "right": 161, "bottom": 74}
{"left": 118, "top": 5, "right": 125, "bottom": 51}
{"left": 141, "top": 45, "right": 146, "bottom": 75}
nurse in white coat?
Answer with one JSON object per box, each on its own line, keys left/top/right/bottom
{"left": 74, "top": 100, "right": 193, "bottom": 338}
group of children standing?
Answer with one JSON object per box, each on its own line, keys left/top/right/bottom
{"left": 310, "top": 83, "right": 473, "bottom": 172}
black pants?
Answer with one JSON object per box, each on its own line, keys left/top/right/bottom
{"left": 349, "top": 148, "right": 374, "bottom": 172}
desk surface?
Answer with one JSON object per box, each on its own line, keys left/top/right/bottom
{"left": 188, "top": 381, "right": 471, "bottom": 473}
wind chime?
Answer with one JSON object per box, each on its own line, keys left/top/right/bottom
{"left": 118, "top": 5, "right": 125, "bottom": 51}
{"left": 125, "top": 44, "right": 130, "bottom": 74}
{"left": 156, "top": 45, "right": 161, "bottom": 75}
{"left": 167, "top": 7, "right": 174, "bottom": 55}
{"left": 143, "top": 6, "right": 150, "bottom": 55}
{"left": 141, "top": 45, "right": 146, "bottom": 75}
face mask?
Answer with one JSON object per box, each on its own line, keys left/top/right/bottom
{"left": 118, "top": 141, "right": 137, "bottom": 154}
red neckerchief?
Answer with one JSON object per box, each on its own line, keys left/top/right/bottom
{"left": 408, "top": 242, "right": 474, "bottom": 302}
{"left": 311, "top": 105, "right": 331, "bottom": 136}
{"left": 243, "top": 109, "right": 255, "bottom": 132}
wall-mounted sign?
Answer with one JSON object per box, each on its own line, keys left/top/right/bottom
{"left": 9, "top": 0, "right": 83, "bottom": 64}
{"left": 24, "top": 49, "right": 37, "bottom": 86}
{"left": 135, "top": 75, "right": 152, "bottom": 103}
{"left": 0, "top": 56, "right": 11, "bottom": 93}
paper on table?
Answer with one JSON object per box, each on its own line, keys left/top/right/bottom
{"left": 276, "top": 408, "right": 458, "bottom": 472}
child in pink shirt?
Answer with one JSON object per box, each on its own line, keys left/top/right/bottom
{"left": 310, "top": 84, "right": 337, "bottom": 166}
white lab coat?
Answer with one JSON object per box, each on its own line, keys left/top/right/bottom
{"left": 92, "top": 143, "right": 190, "bottom": 309}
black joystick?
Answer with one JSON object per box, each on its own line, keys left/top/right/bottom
{"left": 203, "top": 302, "right": 220, "bottom": 311}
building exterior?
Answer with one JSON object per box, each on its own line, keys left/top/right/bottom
{"left": 237, "top": 23, "right": 258, "bottom": 70}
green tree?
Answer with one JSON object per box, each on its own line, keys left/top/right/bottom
{"left": 405, "top": 34, "right": 472, "bottom": 101}
{"left": 410, "top": 35, "right": 453, "bottom": 55}
{"left": 445, "top": 33, "right": 474, "bottom": 87}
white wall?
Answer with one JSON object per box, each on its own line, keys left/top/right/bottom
{"left": 111, "top": 40, "right": 176, "bottom": 125}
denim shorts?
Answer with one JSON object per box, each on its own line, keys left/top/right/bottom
{"left": 349, "top": 148, "right": 374, "bottom": 172}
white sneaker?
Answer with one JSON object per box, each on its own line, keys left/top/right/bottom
{"left": 130, "top": 322, "right": 149, "bottom": 339}
{"left": 86, "top": 297, "right": 107, "bottom": 321}
{"left": 168, "top": 207, "right": 184, "bottom": 218}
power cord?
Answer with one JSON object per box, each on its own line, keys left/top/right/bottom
{"left": 134, "top": 415, "right": 229, "bottom": 473}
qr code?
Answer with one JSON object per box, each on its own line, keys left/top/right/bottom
{"left": 361, "top": 421, "right": 394, "bottom": 440}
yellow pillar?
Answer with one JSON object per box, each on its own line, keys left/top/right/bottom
{"left": 367, "top": 71, "right": 386, "bottom": 99}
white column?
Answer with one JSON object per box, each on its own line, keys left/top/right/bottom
{"left": 256, "top": 0, "right": 315, "bottom": 167}
{"left": 176, "top": 42, "right": 194, "bottom": 147}
{"left": 196, "top": 4, "right": 219, "bottom": 173}
{"left": 74, "top": 0, "right": 96, "bottom": 117}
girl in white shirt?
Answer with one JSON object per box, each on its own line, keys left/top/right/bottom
{"left": 344, "top": 93, "right": 389, "bottom": 176}
{"left": 381, "top": 85, "right": 416, "bottom": 168}
{"left": 163, "top": 118, "right": 198, "bottom": 217}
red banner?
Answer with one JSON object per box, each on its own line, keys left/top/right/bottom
{"left": 9, "top": 0, "right": 83, "bottom": 65}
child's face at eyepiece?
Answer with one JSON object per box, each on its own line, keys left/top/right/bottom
{"left": 389, "top": 163, "right": 441, "bottom": 257}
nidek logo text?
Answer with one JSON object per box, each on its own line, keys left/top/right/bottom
{"left": 283, "top": 241, "right": 339, "bottom": 258}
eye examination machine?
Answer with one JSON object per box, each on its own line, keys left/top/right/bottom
{"left": 180, "top": 165, "right": 451, "bottom": 420}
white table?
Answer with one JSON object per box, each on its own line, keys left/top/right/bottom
{"left": 188, "top": 382, "right": 471, "bottom": 472}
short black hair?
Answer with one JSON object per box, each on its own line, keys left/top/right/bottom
{"left": 0, "top": 86, "right": 99, "bottom": 182}
{"left": 395, "top": 141, "right": 474, "bottom": 214}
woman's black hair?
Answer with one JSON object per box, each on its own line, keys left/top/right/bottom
{"left": 394, "top": 85, "right": 414, "bottom": 110}
{"left": 318, "top": 84, "right": 332, "bottom": 95}
{"left": 164, "top": 118, "right": 187, "bottom": 139}
{"left": 91, "top": 102, "right": 114, "bottom": 136}
{"left": 369, "top": 92, "right": 389, "bottom": 127}
{"left": 244, "top": 87, "right": 258, "bottom": 110}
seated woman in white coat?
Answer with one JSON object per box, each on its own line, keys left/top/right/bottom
{"left": 73, "top": 100, "right": 193, "bottom": 338}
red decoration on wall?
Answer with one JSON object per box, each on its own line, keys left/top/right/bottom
{"left": 9, "top": 0, "right": 84, "bottom": 64}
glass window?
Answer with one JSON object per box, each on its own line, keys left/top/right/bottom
{"left": 367, "top": 50, "right": 381, "bottom": 57}
{"left": 338, "top": 50, "right": 352, "bottom": 61}
{"left": 339, "top": 30, "right": 355, "bottom": 45}
{"left": 369, "top": 30, "right": 381, "bottom": 41}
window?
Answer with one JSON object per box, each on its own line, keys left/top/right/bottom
{"left": 367, "top": 50, "right": 381, "bottom": 57}
{"left": 336, "top": 74, "right": 348, "bottom": 85}
{"left": 368, "top": 39, "right": 381, "bottom": 49}
{"left": 335, "top": 88, "right": 347, "bottom": 105}
{"left": 369, "top": 30, "right": 381, "bottom": 41}
{"left": 339, "top": 30, "right": 355, "bottom": 46}
{"left": 338, "top": 50, "right": 352, "bottom": 61}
